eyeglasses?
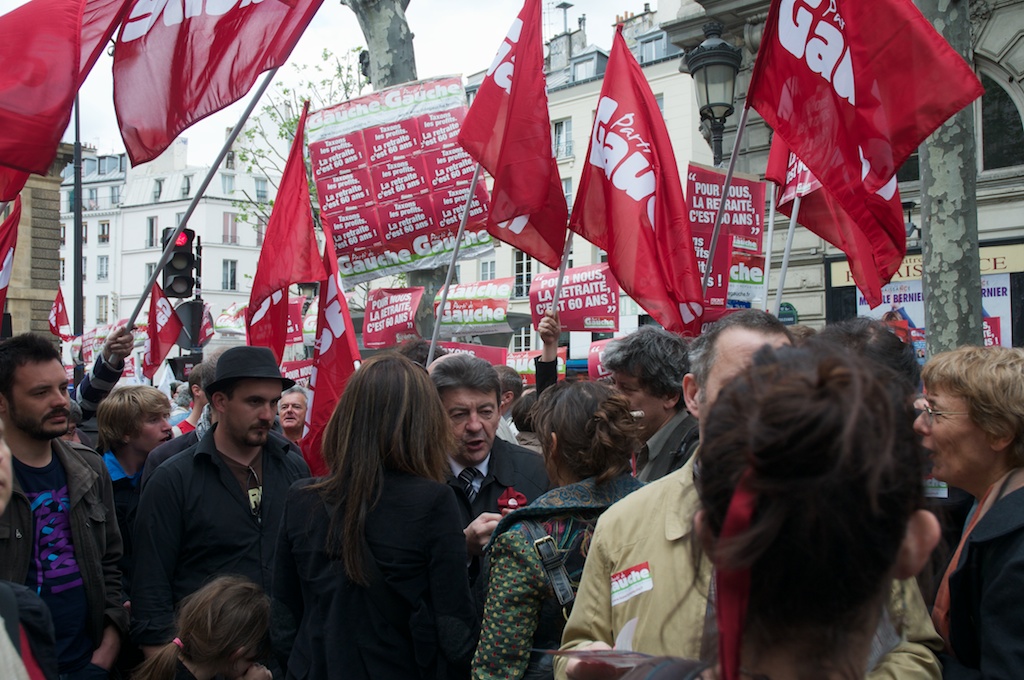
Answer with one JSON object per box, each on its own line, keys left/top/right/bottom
{"left": 920, "top": 403, "right": 969, "bottom": 425}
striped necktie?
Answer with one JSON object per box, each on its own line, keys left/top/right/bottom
{"left": 458, "top": 467, "right": 480, "bottom": 503}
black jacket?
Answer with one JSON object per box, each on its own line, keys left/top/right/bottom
{"left": 272, "top": 474, "right": 478, "bottom": 679}
{"left": 130, "top": 426, "right": 310, "bottom": 646}
{"left": 943, "top": 486, "right": 1024, "bottom": 678}
{"left": 447, "top": 438, "right": 549, "bottom": 525}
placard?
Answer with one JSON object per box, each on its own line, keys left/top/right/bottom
{"left": 506, "top": 348, "right": 567, "bottom": 386}
{"left": 438, "top": 341, "right": 508, "bottom": 366}
{"left": 529, "top": 264, "right": 619, "bottom": 332}
{"left": 434, "top": 278, "right": 514, "bottom": 336}
{"left": 588, "top": 339, "right": 614, "bottom": 381}
{"left": 362, "top": 287, "right": 424, "bottom": 349}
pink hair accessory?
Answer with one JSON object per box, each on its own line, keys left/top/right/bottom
{"left": 173, "top": 637, "right": 184, "bottom": 649}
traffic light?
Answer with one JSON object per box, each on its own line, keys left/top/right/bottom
{"left": 161, "top": 228, "right": 196, "bottom": 298}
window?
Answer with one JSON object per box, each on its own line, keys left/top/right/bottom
{"left": 513, "top": 249, "right": 533, "bottom": 298}
{"left": 60, "top": 258, "right": 65, "bottom": 281}
{"left": 654, "top": 94, "right": 665, "bottom": 115}
{"left": 226, "top": 151, "right": 236, "bottom": 170}
{"left": 566, "top": 242, "right": 574, "bottom": 269}
{"left": 60, "top": 223, "right": 66, "bottom": 246}
{"left": 981, "top": 74, "right": 1024, "bottom": 170}
{"left": 573, "top": 60, "right": 595, "bottom": 82}
{"left": 145, "top": 262, "right": 157, "bottom": 281}
{"left": 255, "top": 178, "right": 268, "bottom": 202}
{"left": 640, "top": 35, "right": 666, "bottom": 63}
{"left": 553, "top": 118, "right": 573, "bottom": 158}
{"left": 562, "top": 177, "right": 573, "bottom": 210}
{"left": 182, "top": 175, "right": 192, "bottom": 198}
{"left": 96, "top": 296, "right": 108, "bottom": 324}
{"left": 176, "top": 212, "right": 185, "bottom": 226}
{"left": 598, "top": 248, "right": 608, "bottom": 263}
{"left": 146, "top": 216, "right": 159, "bottom": 248}
{"left": 511, "top": 327, "right": 534, "bottom": 353}
{"left": 256, "top": 215, "right": 267, "bottom": 246}
{"left": 82, "top": 222, "right": 87, "bottom": 244}
{"left": 454, "top": 264, "right": 462, "bottom": 281}
{"left": 86, "top": 188, "right": 98, "bottom": 210}
{"left": 479, "top": 258, "right": 496, "bottom": 281}
{"left": 97, "top": 255, "right": 109, "bottom": 281}
{"left": 98, "top": 221, "right": 110, "bottom": 244}
{"left": 222, "top": 259, "right": 238, "bottom": 290}
{"left": 153, "top": 179, "right": 163, "bottom": 202}
{"left": 81, "top": 256, "right": 87, "bottom": 281}
{"left": 223, "top": 213, "right": 238, "bottom": 244}
{"left": 222, "top": 173, "right": 235, "bottom": 194}
{"left": 110, "top": 185, "right": 120, "bottom": 206}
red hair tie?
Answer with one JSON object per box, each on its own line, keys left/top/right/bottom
{"left": 173, "top": 637, "right": 184, "bottom": 649}
{"left": 715, "top": 468, "right": 758, "bottom": 680}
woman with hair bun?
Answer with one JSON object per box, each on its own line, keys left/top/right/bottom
{"left": 472, "top": 381, "right": 644, "bottom": 680}
{"left": 622, "top": 345, "right": 941, "bottom": 679}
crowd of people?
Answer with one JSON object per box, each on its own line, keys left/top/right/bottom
{"left": 0, "top": 308, "right": 1022, "bottom": 680}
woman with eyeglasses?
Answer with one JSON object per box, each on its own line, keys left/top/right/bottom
{"left": 915, "top": 345, "right": 1024, "bottom": 677}
{"left": 271, "top": 354, "right": 478, "bottom": 679}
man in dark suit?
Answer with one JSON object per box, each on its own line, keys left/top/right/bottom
{"left": 429, "top": 354, "right": 549, "bottom": 558}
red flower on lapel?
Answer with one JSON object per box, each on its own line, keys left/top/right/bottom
{"left": 497, "top": 487, "right": 528, "bottom": 511}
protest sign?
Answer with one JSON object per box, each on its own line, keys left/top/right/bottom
{"left": 506, "top": 347, "right": 567, "bottom": 386}
{"left": 285, "top": 298, "right": 306, "bottom": 346}
{"left": 727, "top": 251, "right": 766, "bottom": 308}
{"left": 362, "top": 287, "right": 424, "bottom": 348}
{"left": 529, "top": 264, "right": 619, "bottom": 332}
{"left": 434, "top": 278, "right": 514, "bottom": 336}
{"left": 281, "top": 359, "right": 314, "bottom": 386}
{"left": 588, "top": 339, "right": 614, "bottom": 381}
{"left": 438, "top": 342, "right": 508, "bottom": 366}
{"left": 214, "top": 302, "right": 247, "bottom": 335}
{"left": 308, "top": 76, "right": 495, "bottom": 285}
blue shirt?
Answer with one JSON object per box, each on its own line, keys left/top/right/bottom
{"left": 103, "top": 451, "right": 142, "bottom": 488}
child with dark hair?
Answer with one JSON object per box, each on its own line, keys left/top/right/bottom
{"left": 621, "top": 345, "right": 940, "bottom": 680}
{"left": 133, "top": 576, "right": 270, "bottom": 680}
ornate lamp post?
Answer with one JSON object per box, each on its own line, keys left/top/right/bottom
{"left": 684, "top": 21, "right": 743, "bottom": 166}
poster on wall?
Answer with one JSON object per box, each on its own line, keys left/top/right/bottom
{"left": 856, "top": 274, "right": 1013, "bottom": 356}
{"left": 529, "top": 264, "right": 619, "bottom": 332}
{"left": 307, "top": 76, "right": 495, "bottom": 286}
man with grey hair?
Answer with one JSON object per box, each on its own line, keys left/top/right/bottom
{"left": 602, "top": 325, "right": 697, "bottom": 482}
{"left": 429, "top": 354, "right": 548, "bottom": 557}
{"left": 493, "top": 364, "right": 524, "bottom": 444}
{"left": 278, "top": 385, "right": 309, "bottom": 444}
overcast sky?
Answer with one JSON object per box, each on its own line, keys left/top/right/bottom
{"left": 0, "top": 0, "right": 648, "bottom": 167}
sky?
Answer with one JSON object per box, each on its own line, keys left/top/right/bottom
{"left": 0, "top": 0, "right": 652, "bottom": 167}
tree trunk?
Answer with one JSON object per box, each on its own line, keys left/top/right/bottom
{"left": 917, "top": 0, "right": 983, "bottom": 355}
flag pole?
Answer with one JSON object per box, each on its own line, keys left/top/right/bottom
{"left": 549, "top": 230, "right": 574, "bottom": 314}
{"left": 773, "top": 195, "right": 801, "bottom": 316}
{"left": 426, "top": 163, "right": 483, "bottom": 366}
{"left": 761, "top": 188, "right": 777, "bottom": 311}
{"left": 701, "top": 106, "right": 750, "bottom": 297}
{"left": 125, "top": 67, "right": 281, "bottom": 329}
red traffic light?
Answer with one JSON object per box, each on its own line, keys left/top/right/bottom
{"left": 175, "top": 232, "right": 190, "bottom": 247}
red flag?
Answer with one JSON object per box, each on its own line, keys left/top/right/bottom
{"left": 747, "top": 0, "right": 983, "bottom": 304}
{"left": 113, "top": 0, "right": 324, "bottom": 165}
{"left": 0, "top": 198, "right": 22, "bottom": 315}
{"left": 570, "top": 27, "right": 703, "bottom": 333}
{"left": 301, "top": 244, "right": 361, "bottom": 477}
{"left": 0, "top": 0, "right": 129, "bottom": 182}
{"left": 458, "top": 0, "right": 567, "bottom": 269}
{"left": 49, "top": 285, "right": 75, "bottom": 341}
{"left": 142, "top": 283, "right": 184, "bottom": 380}
{"left": 769, "top": 136, "right": 903, "bottom": 307}
{"left": 247, "top": 102, "right": 326, "bottom": 363}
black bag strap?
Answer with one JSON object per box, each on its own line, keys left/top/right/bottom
{"left": 0, "top": 581, "right": 21, "bottom": 655}
{"left": 520, "top": 520, "right": 575, "bottom": 607}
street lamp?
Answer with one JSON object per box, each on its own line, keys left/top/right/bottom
{"left": 684, "top": 21, "right": 743, "bottom": 166}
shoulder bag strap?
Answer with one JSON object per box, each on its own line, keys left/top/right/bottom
{"left": 520, "top": 520, "right": 576, "bottom": 607}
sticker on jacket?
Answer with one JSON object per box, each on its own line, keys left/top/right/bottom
{"left": 610, "top": 562, "right": 653, "bottom": 606}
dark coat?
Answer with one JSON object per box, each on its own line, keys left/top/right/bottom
{"left": 942, "top": 486, "right": 1024, "bottom": 678}
{"left": 272, "top": 474, "right": 478, "bottom": 680}
{"left": 447, "top": 438, "right": 549, "bottom": 525}
{"left": 130, "top": 426, "right": 310, "bottom": 646}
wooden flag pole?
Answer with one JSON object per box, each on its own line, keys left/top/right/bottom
{"left": 125, "top": 67, "right": 281, "bottom": 329}
{"left": 426, "top": 163, "right": 483, "bottom": 366}
{"left": 761, "top": 188, "right": 778, "bottom": 311}
{"left": 701, "top": 105, "right": 751, "bottom": 297}
{"left": 773, "top": 195, "right": 801, "bottom": 317}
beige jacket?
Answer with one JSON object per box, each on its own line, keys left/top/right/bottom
{"left": 555, "top": 457, "right": 943, "bottom": 680}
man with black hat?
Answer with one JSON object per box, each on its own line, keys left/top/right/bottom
{"left": 129, "top": 347, "right": 310, "bottom": 655}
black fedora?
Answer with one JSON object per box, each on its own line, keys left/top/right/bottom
{"left": 204, "top": 346, "right": 295, "bottom": 398}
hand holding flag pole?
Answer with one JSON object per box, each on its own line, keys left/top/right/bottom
{"left": 426, "top": 163, "right": 484, "bottom": 366}
{"left": 124, "top": 68, "right": 280, "bottom": 330}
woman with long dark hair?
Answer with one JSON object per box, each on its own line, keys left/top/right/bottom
{"left": 272, "top": 354, "right": 477, "bottom": 679}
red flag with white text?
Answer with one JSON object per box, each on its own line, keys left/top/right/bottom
{"left": 747, "top": 0, "right": 983, "bottom": 305}
{"left": 458, "top": 0, "right": 567, "bottom": 269}
{"left": 247, "top": 102, "right": 326, "bottom": 363}
{"left": 142, "top": 283, "right": 184, "bottom": 380}
{"left": 570, "top": 26, "right": 703, "bottom": 333}
{"left": 113, "top": 0, "right": 324, "bottom": 165}
{"left": 0, "top": 198, "right": 22, "bottom": 315}
{"left": 49, "top": 285, "right": 75, "bottom": 341}
{"left": 301, "top": 244, "right": 361, "bottom": 477}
